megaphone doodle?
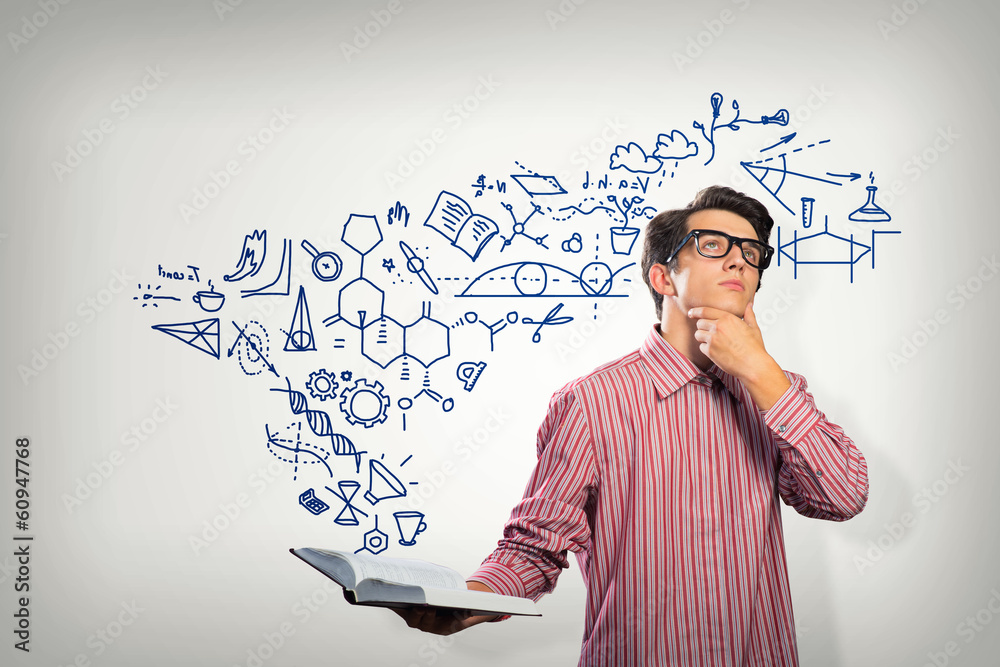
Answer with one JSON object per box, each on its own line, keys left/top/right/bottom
{"left": 364, "top": 459, "right": 406, "bottom": 505}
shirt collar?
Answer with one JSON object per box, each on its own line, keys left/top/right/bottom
{"left": 638, "top": 325, "right": 749, "bottom": 406}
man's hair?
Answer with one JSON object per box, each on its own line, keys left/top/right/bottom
{"left": 640, "top": 185, "right": 775, "bottom": 319}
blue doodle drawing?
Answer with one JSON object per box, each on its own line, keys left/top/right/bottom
{"left": 653, "top": 130, "right": 699, "bottom": 160}
{"left": 423, "top": 191, "right": 498, "bottom": 261}
{"left": 152, "top": 318, "right": 220, "bottom": 359}
{"left": 241, "top": 238, "right": 291, "bottom": 297}
{"left": 456, "top": 361, "right": 486, "bottom": 391}
{"left": 364, "top": 457, "right": 407, "bottom": 505}
{"left": 265, "top": 421, "right": 335, "bottom": 481}
{"left": 387, "top": 200, "right": 409, "bottom": 226}
{"left": 393, "top": 510, "right": 427, "bottom": 546}
{"left": 325, "top": 481, "right": 368, "bottom": 526}
{"left": 298, "top": 487, "right": 330, "bottom": 515}
{"left": 355, "top": 515, "right": 389, "bottom": 555}
{"left": 522, "top": 302, "right": 573, "bottom": 343}
{"left": 134, "top": 283, "right": 179, "bottom": 308}
{"left": 341, "top": 213, "right": 382, "bottom": 273}
{"left": 694, "top": 92, "right": 789, "bottom": 166}
{"left": 777, "top": 198, "right": 900, "bottom": 282}
{"left": 848, "top": 185, "right": 892, "bottom": 223}
{"left": 339, "top": 378, "right": 390, "bottom": 428}
{"left": 301, "top": 239, "right": 343, "bottom": 282}
{"left": 399, "top": 240, "right": 439, "bottom": 294}
{"left": 739, "top": 139, "right": 848, "bottom": 215}
{"left": 305, "top": 368, "right": 339, "bottom": 401}
{"left": 561, "top": 232, "right": 584, "bottom": 253}
{"left": 499, "top": 201, "right": 548, "bottom": 251}
{"left": 470, "top": 174, "right": 506, "bottom": 198}
{"left": 452, "top": 311, "right": 517, "bottom": 352}
{"left": 510, "top": 173, "right": 566, "bottom": 197}
{"left": 609, "top": 142, "right": 662, "bottom": 174}
{"left": 224, "top": 230, "right": 266, "bottom": 282}
{"left": 283, "top": 286, "right": 316, "bottom": 352}
{"left": 229, "top": 320, "right": 278, "bottom": 377}
{"left": 271, "top": 378, "right": 364, "bottom": 472}
{"left": 459, "top": 261, "right": 634, "bottom": 298}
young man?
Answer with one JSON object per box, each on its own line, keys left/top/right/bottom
{"left": 397, "top": 186, "right": 869, "bottom": 666}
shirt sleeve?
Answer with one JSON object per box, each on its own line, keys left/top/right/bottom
{"left": 468, "top": 386, "right": 598, "bottom": 603}
{"left": 763, "top": 371, "right": 869, "bottom": 521}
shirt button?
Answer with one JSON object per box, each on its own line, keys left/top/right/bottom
{"left": 778, "top": 424, "right": 788, "bottom": 433}
{"left": 816, "top": 469, "right": 824, "bottom": 477}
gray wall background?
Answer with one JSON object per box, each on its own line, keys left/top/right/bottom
{"left": 2, "top": 1, "right": 998, "bottom": 665}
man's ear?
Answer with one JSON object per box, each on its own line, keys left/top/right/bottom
{"left": 648, "top": 263, "right": 676, "bottom": 298}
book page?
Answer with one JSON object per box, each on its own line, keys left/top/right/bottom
{"left": 317, "top": 549, "right": 465, "bottom": 590}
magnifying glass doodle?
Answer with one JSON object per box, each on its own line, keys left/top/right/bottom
{"left": 301, "top": 239, "right": 343, "bottom": 282}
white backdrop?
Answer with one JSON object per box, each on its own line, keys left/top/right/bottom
{"left": 3, "top": 1, "right": 999, "bottom": 666}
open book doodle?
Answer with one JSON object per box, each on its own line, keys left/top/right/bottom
{"left": 291, "top": 548, "right": 540, "bottom": 617}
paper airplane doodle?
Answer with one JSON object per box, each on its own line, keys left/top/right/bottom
{"left": 151, "top": 318, "right": 220, "bottom": 359}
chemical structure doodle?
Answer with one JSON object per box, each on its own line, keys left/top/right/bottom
{"left": 499, "top": 201, "right": 548, "bottom": 251}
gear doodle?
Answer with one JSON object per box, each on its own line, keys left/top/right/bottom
{"left": 305, "top": 369, "right": 339, "bottom": 401}
{"left": 339, "top": 378, "right": 390, "bottom": 428}
{"left": 340, "top": 370, "right": 353, "bottom": 382}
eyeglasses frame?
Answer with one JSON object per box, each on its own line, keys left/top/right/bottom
{"left": 663, "top": 228, "right": 774, "bottom": 270}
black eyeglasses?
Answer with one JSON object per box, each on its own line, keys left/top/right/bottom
{"left": 664, "top": 229, "right": 774, "bottom": 270}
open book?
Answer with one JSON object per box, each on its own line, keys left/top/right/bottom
{"left": 291, "top": 548, "right": 540, "bottom": 617}
{"left": 422, "top": 190, "right": 499, "bottom": 261}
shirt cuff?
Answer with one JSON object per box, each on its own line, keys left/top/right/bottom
{"left": 762, "top": 376, "right": 821, "bottom": 445}
{"left": 467, "top": 563, "right": 528, "bottom": 623}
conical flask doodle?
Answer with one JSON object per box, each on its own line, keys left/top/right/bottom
{"left": 848, "top": 186, "right": 891, "bottom": 223}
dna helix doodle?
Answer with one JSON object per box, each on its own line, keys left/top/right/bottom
{"left": 271, "top": 378, "right": 365, "bottom": 472}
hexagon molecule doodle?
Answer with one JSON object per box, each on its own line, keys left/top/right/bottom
{"left": 337, "top": 277, "right": 385, "bottom": 329}
{"left": 404, "top": 309, "right": 450, "bottom": 367}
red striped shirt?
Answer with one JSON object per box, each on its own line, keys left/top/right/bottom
{"left": 470, "top": 325, "right": 868, "bottom": 666}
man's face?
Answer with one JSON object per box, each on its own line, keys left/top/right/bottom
{"left": 665, "top": 209, "right": 761, "bottom": 318}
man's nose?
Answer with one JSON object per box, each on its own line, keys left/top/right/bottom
{"left": 723, "top": 243, "right": 746, "bottom": 269}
